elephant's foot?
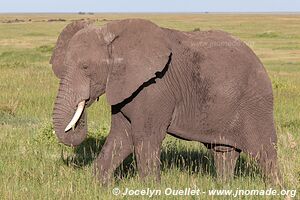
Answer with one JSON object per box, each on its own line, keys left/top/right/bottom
{"left": 256, "top": 146, "right": 282, "bottom": 187}
{"left": 211, "top": 145, "right": 240, "bottom": 182}
{"left": 135, "top": 144, "right": 162, "bottom": 183}
{"left": 263, "top": 164, "right": 282, "bottom": 188}
{"left": 94, "top": 164, "right": 113, "bottom": 186}
{"left": 94, "top": 141, "right": 133, "bottom": 186}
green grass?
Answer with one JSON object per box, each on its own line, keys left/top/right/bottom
{"left": 256, "top": 31, "right": 280, "bottom": 38}
{"left": 0, "top": 13, "right": 299, "bottom": 199}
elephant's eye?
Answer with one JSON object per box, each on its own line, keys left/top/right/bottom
{"left": 82, "top": 64, "right": 88, "bottom": 69}
{"left": 81, "top": 63, "right": 90, "bottom": 76}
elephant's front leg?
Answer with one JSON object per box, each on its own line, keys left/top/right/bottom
{"left": 94, "top": 112, "right": 133, "bottom": 185}
{"left": 131, "top": 111, "right": 170, "bottom": 182}
{"left": 133, "top": 131, "right": 165, "bottom": 182}
{"left": 124, "top": 81, "right": 175, "bottom": 182}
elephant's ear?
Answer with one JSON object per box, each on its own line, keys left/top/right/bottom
{"left": 50, "top": 20, "right": 91, "bottom": 78}
{"left": 103, "top": 19, "right": 172, "bottom": 105}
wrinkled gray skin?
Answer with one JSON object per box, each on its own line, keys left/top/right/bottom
{"left": 51, "top": 19, "right": 281, "bottom": 185}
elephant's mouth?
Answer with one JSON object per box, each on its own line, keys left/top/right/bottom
{"left": 64, "top": 95, "right": 101, "bottom": 132}
{"left": 85, "top": 96, "right": 100, "bottom": 107}
{"left": 64, "top": 100, "right": 86, "bottom": 132}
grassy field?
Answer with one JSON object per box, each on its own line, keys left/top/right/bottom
{"left": 0, "top": 13, "right": 299, "bottom": 199}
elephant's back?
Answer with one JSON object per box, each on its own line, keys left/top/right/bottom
{"left": 167, "top": 29, "right": 273, "bottom": 148}
{"left": 164, "top": 28, "right": 271, "bottom": 90}
{"left": 198, "top": 30, "right": 272, "bottom": 117}
{"left": 179, "top": 29, "right": 272, "bottom": 96}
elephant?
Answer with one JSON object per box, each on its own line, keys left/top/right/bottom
{"left": 50, "top": 19, "right": 281, "bottom": 185}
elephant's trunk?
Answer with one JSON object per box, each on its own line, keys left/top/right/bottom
{"left": 52, "top": 76, "right": 89, "bottom": 147}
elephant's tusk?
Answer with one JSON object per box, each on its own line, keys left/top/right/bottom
{"left": 64, "top": 100, "right": 85, "bottom": 132}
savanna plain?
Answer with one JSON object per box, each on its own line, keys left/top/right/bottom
{"left": 0, "top": 13, "right": 299, "bottom": 199}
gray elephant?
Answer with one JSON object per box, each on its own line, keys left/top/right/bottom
{"left": 51, "top": 19, "right": 280, "bottom": 184}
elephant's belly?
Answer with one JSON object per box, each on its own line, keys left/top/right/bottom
{"left": 167, "top": 121, "right": 238, "bottom": 147}
{"left": 167, "top": 99, "right": 240, "bottom": 146}
{"left": 167, "top": 125, "right": 236, "bottom": 146}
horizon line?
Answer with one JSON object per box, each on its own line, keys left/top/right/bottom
{"left": 0, "top": 11, "right": 300, "bottom": 14}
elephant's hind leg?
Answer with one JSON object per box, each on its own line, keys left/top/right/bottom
{"left": 239, "top": 109, "right": 281, "bottom": 186}
{"left": 254, "top": 143, "right": 282, "bottom": 186}
{"left": 210, "top": 145, "right": 240, "bottom": 182}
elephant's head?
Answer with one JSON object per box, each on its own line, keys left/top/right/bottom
{"left": 51, "top": 19, "right": 171, "bottom": 146}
